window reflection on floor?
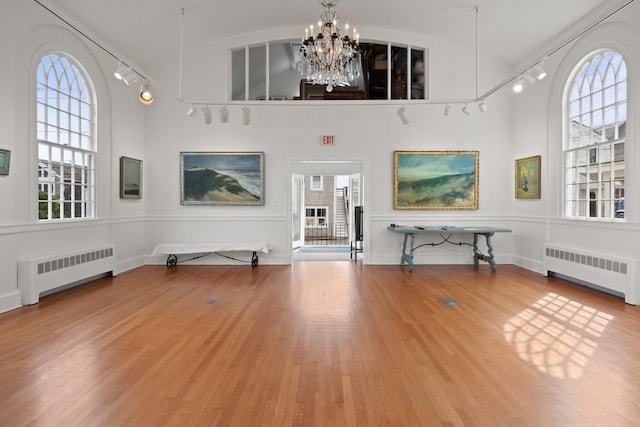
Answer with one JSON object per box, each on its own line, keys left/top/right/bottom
{"left": 503, "top": 292, "right": 614, "bottom": 379}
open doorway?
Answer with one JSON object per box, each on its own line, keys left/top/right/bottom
{"left": 290, "top": 160, "right": 365, "bottom": 262}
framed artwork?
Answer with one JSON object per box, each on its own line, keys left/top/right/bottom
{"left": 0, "top": 149, "right": 10, "bottom": 176}
{"left": 515, "top": 155, "right": 541, "bottom": 199}
{"left": 180, "top": 152, "right": 265, "bottom": 205}
{"left": 120, "top": 156, "right": 143, "bottom": 199}
{"left": 394, "top": 150, "right": 479, "bottom": 210}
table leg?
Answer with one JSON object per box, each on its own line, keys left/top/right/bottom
{"left": 472, "top": 234, "right": 480, "bottom": 265}
{"left": 400, "top": 234, "right": 415, "bottom": 272}
{"left": 472, "top": 233, "right": 497, "bottom": 271}
{"left": 485, "top": 234, "right": 497, "bottom": 272}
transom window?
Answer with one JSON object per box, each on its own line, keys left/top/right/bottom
{"left": 36, "top": 53, "right": 96, "bottom": 220}
{"left": 564, "top": 50, "right": 626, "bottom": 220}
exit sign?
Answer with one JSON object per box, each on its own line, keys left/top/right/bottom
{"left": 322, "top": 135, "right": 335, "bottom": 145}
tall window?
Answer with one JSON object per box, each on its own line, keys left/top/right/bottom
{"left": 36, "top": 53, "right": 96, "bottom": 220}
{"left": 564, "top": 51, "right": 626, "bottom": 220}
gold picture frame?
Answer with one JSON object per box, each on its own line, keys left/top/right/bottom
{"left": 394, "top": 150, "right": 479, "bottom": 210}
{"left": 515, "top": 155, "right": 541, "bottom": 199}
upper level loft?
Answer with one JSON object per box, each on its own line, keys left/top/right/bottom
{"left": 231, "top": 41, "right": 426, "bottom": 101}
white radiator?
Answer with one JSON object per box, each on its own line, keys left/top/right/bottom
{"left": 18, "top": 244, "right": 116, "bottom": 305}
{"left": 543, "top": 243, "right": 638, "bottom": 305}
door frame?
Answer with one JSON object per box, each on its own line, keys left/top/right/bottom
{"left": 289, "top": 157, "right": 369, "bottom": 263}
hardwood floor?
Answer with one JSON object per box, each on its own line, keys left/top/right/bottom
{"left": 1, "top": 262, "right": 639, "bottom": 426}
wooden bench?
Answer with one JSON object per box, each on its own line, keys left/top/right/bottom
{"left": 152, "top": 243, "right": 269, "bottom": 268}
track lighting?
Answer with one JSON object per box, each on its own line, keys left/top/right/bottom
{"left": 530, "top": 62, "right": 547, "bottom": 80}
{"left": 201, "top": 106, "right": 212, "bottom": 125}
{"left": 513, "top": 77, "right": 524, "bottom": 93}
{"left": 462, "top": 104, "right": 470, "bottom": 115}
{"left": 219, "top": 106, "right": 229, "bottom": 123}
{"left": 139, "top": 82, "right": 153, "bottom": 105}
{"left": 521, "top": 71, "right": 536, "bottom": 86}
{"left": 444, "top": 104, "right": 451, "bottom": 117}
{"left": 122, "top": 71, "right": 139, "bottom": 86}
{"left": 396, "top": 106, "right": 409, "bottom": 124}
{"left": 186, "top": 104, "right": 196, "bottom": 116}
{"left": 478, "top": 101, "right": 487, "bottom": 113}
{"left": 113, "top": 63, "right": 129, "bottom": 80}
{"left": 242, "top": 106, "right": 251, "bottom": 126}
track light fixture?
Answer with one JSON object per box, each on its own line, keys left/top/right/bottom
{"left": 219, "top": 106, "right": 229, "bottom": 123}
{"left": 462, "top": 104, "right": 470, "bottom": 115}
{"left": 512, "top": 77, "right": 524, "bottom": 93}
{"left": 186, "top": 104, "right": 196, "bottom": 116}
{"left": 113, "top": 63, "right": 129, "bottom": 80}
{"left": 201, "top": 106, "right": 212, "bottom": 125}
{"left": 242, "top": 106, "right": 251, "bottom": 126}
{"left": 521, "top": 71, "right": 536, "bottom": 86}
{"left": 396, "top": 106, "right": 409, "bottom": 124}
{"left": 122, "top": 71, "right": 139, "bottom": 86}
{"left": 139, "top": 82, "right": 153, "bottom": 105}
{"left": 478, "top": 101, "right": 487, "bottom": 113}
{"left": 530, "top": 62, "right": 547, "bottom": 80}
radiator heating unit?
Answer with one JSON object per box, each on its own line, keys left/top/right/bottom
{"left": 18, "top": 244, "right": 116, "bottom": 305}
{"left": 543, "top": 243, "right": 638, "bottom": 305}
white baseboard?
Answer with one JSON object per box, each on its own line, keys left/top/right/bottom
{"left": 0, "top": 290, "right": 22, "bottom": 314}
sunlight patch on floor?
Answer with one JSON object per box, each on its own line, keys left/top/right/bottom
{"left": 503, "top": 292, "right": 614, "bottom": 379}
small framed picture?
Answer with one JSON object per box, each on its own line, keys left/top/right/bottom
{"left": 0, "top": 149, "right": 10, "bottom": 176}
{"left": 515, "top": 155, "right": 541, "bottom": 199}
{"left": 120, "top": 156, "right": 143, "bottom": 199}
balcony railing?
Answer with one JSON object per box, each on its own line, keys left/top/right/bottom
{"left": 304, "top": 223, "right": 349, "bottom": 246}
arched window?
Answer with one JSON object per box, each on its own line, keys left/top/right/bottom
{"left": 564, "top": 51, "right": 626, "bottom": 220}
{"left": 36, "top": 53, "right": 96, "bottom": 220}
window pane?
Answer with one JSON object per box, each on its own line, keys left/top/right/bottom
{"left": 411, "top": 49, "right": 425, "bottom": 99}
{"left": 390, "top": 46, "right": 407, "bottom": 100}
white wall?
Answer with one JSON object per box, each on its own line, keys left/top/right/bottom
{"left": 144, "top": 25, "right": 515, "bottom": 268}
{"left": 0, "top": 1, "right": 148, "bottom": 312}
{"left": 1, "top": 1, "right": 638, "bottom": 313}
{"left": 511, "top": 4, "right": 640, "bottom": 279}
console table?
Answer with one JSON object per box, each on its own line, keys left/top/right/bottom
{"left": 387, "top": 226, "right": 511, "bottom": 272}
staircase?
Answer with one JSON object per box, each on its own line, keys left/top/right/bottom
{"left": 335, "top": 188, "right": 348, "bottom": 237}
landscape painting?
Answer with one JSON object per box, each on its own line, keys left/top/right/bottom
{"left": 180, "top": 152, "right": 264, "bottom": 205}
{"left": 120, "top": 156, "right": 142, "bottom": 199}
{"left": 394, "top": 150, "right": 479, "bottom": 210}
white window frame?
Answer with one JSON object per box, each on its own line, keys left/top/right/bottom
{"left": 563, "top": 50, "right": 626, "bottom": 220}
{"left": 305, "top": 206, "right": 328, "bottom": 227}
{"left": 310, "top": 175, "right": 323, "bottom": 191}
{"left": 36, "top": 52, "right": 96, "bottom": 221}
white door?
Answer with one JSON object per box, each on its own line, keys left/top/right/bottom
{"left": 292, "top": 174, "right": 305, "bottom": 248}
{"left": 348, "top": 173, "right": 362, "bottom": 243}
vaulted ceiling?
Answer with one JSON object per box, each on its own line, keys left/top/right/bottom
{"left": 40, "top": 0, "right": 623, "bottom": 76}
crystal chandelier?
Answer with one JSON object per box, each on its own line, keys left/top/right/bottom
{"left": 298, "top": 0, "right": 360, "bottom": 92}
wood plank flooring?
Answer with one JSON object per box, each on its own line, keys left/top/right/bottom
{"left": 1, "top": 262, "right": 639, "bottom": 426}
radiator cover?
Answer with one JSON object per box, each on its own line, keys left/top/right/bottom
{"left": 543, "top": 243, "right": 638, "bottom": 305}
{"left": 18, "top": 244, "right": 116, "bottom": 305}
